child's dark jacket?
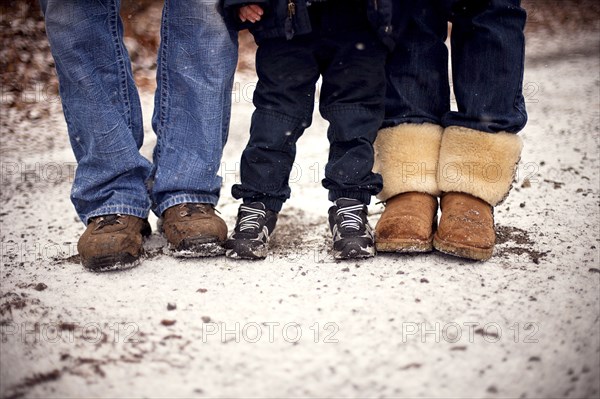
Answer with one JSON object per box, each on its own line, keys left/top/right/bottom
{"left": 221, "top": 0, "right": 409, "bottom": 51}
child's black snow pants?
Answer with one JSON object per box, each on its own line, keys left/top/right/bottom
{"left": 232, "top": 0, "right": 388, "bottom": 212}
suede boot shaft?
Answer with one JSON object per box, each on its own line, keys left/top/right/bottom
{"left": 433, "top": 192, "right": 495, "bottom": 261}
{"left": 78, "top": 214, "right": 151, "bottom": 271}
{"left": 162, "top": 203, "right": 227, "bottom": 256}
{"left": 375, "top": 192, "right": 438, "bottom": 253}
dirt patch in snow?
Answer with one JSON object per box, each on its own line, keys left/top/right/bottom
{"left": 495, "top": 225, "right": 550, "bottom": 265}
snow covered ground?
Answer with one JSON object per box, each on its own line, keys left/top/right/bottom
{"left": 1, "top": 29, "right": 599, "bottom": 398}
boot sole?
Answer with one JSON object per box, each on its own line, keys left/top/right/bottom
{"left": 333, "top": 242, "right": 375, "bottom": 260}
{"left": 82, "top": 253, "right": 141, "bottom": 272}
{"left": 225, "top": 241, "right": 268, "bottom": 260}
{"left": 169, "top": 236, "right": 226, "bottom": 258}
{"left": 376, "top": 238, "right": 433, "bottom": 253}
{"left": 433, "top": 233, "right": 493, "bottom": 261}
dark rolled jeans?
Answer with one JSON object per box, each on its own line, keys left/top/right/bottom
{"left": 232, "top": 3, "right": 387, "bottom": 212}
{"left": 384, "top": 0, "right": 528, "bottom": 133}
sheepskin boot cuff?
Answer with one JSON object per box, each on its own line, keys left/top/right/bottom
{"left": 437, "top": 126, "right": 523, "bottom": 206}
{"left": 373, "top": 123, "right": 443, "bottom": 201}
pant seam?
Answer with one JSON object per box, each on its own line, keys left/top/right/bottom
{"left": 85, "top": 204, "right": 150, "bottom": 225}
{"left": 108, "top": 0, "right": 133, "bottom": 131}
{"left": 254, "top": 107, "right": 307, "bottom": 124}
{"left": 155, "top": 0, "right": 171, "bottom": 156}
{"left": 512, "top": 26, "right": 528, "bottom": 132}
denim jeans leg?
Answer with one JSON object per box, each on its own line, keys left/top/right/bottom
{"left": 384, "top": 0, "right": 450, "bottom": 128}
{"left": 443, "top": 0, "right": 528, "bottom": 133}
{"left": 150, "top": 0, "right": 238, "bottom": 216}
{"left": 40, "top": 0, "right": 152, "bottom": 225}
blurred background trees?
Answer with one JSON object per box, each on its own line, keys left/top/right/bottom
{"left": 1, "top": 0, "right": 598, "bottom": 118}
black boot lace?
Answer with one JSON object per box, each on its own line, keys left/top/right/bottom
{"left": 95, "top": 214, "right": 123, "bottom": 230}
{"left": 177, "top": 203, "right": 213, "bottom": 217}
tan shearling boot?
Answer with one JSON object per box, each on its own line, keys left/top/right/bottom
{"left": 435, "top": 126, "right": 523, "bottom": 261}
{"left": 433, "top": 192, "right": 495, "bottom": 260}
{"left": 373, "top": 123, "right": 443, "bottom": 253}
{"left": 375, "top": 192, "right": 438, "bottom": 252}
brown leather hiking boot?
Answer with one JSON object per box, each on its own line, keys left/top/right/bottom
{"left": 433, "top": 192, "right": 495, "bottom": 261}
{"left": 161, "top": 203, "right": 227, "bottom": 257}
{"left": 375, "top": 192, "right": 438, "bottom": 253}
{"left": 78, "top": 214, "right": 151, "bottom": 271}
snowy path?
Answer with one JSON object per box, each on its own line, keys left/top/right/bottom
{"left": 0, "top": 33, "right": 599, "bottom": 398}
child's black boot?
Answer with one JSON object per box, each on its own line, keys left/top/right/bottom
{"left": 225, "top": 202, "right": 278, "bottom": 260}
{"left": 328, "top": 198, "right": 375, "bottom": 260}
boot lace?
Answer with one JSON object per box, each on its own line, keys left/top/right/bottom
{"left": 337, "top": 205, "right": 365, "bottom": 231}
{"left": 95, "top": 214, "right": 123, "bottom": 230}
{"left": 238, "top": 205, "right": 266, "bottom": 232}
{"left": 178, "top": 203, "right": 212, "bottom": 217}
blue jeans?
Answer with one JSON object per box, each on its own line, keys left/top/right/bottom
{"left": 384, "top": 0, "right": 527, "bottom": 133}
{"left": 40, "top": 0, "right": 238, "bottom": 224}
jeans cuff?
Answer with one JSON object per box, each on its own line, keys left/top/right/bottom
{"left": 84, "top": 205, "right": 151, "bottom": 226}
{"left": 155, "top": 193, "right": 220, "bottom": 217}
{"left": 328, "top": 190, "right": 372, "bottom": 205}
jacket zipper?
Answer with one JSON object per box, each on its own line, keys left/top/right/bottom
{"left": 285, "top": 0, "right": 296, "bottom": 40}
{"left": 372, "top": 0, "right": 378, "bottom": 11}
{"left": 288, "top": 0, "right": 296, "bottom": 18}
